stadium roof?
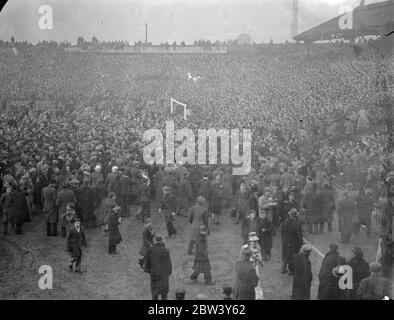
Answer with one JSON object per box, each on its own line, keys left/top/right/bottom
{"left": 294, "top": 0, "right": 394, "bottom": 42}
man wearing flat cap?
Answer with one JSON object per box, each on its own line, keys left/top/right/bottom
{"left": 336, "top": 191, "right": 356, "bottom": 244}
{"left": 357, "top": 262, "right": 392, "bottom": 300}
{"left": 291, "top": 244, "right": 313, "bottom": 300}
{"left": 144, "top": 234, "right": 172, "bottom": 300}
{"left": 234, "top": 246, "right": 259, "bottom": 300}
{"left": 346, "top": 247, "right": 370, "bottom": 299}
{"left": 159, "top": 185, "right": 178, "bottom": 238}
{"left": 281, "top": 208, "right": 303, "bottom": 274}
{"left": 317, "top": 243, "right": 346, "bottom": 300}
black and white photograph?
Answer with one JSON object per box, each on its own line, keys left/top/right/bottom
{"left": 0, "top": 0, "right": 393, "bottom": 304}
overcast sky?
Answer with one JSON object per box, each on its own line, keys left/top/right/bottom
{"left": 0, "top": 0, "right": 385, "bottom": 44}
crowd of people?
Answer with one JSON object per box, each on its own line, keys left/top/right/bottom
{"left": 0, "top": 39, "right": 393, "bottom": 299}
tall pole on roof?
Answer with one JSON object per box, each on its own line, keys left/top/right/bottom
{"left": 145, "top": 23, "right": 148, "bottom": 45}
{"left": 291, "top": 0, "right": 299, "bottom": 40}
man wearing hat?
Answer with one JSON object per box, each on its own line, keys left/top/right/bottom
{"left": 159, "top": 186, "right": 178, "bottom": 238}
{"left": 137, "top": 174, "right": 152, "bottom": 223}
{"left": 246, "top": 232, "right": 262, "bottom": 266}
{"left": 67, "top": 219, "right": 87, "bottom": 273}
{"left": 41, "top": 179, "right": 58, "bottom": 236}
{"left": 144, "top": 234, "right": 172, "bottom": 300}
{"left": 258, "top": 187, "right": 275, "bottom": 221}
{"left": 357, "top": 262, "right": 392, "bottom": 300}
{"left": 107, "top": 205, "right": 122, "bottom": 254}
{"left": 291, "top": 244, "right": 313, "bottom": 300}
{"left": 187, "top": 196, "right": 209, "bottom": 255}
{"left": 234, "top": 246, "right": 259, "bottom": 300}
{"left": 317, "top": 243, "right": 346, "bottom": 300}
{"left": 57, "top": 183, "right": 77, "bottom": 237}
{"left": 355, "top": 187, "right": 375, "bottom": 237}
{"left": 337, "top": 191, "right": 357, "bottom": 244}
{"left": 281, "top": 208, "right": 303, "bottom": 274}
{"left": 190, "top": 225, "right": 214, "bottom": 285}
{"left": 138, "top": 218, "right": 154, "bottom": 269}
{"left": 346, "top": 247, "right": 370, "bottom": 299}
{"left": 118, "top": 169, "right": 133, "bottom": 218}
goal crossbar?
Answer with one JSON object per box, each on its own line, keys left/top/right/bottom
{"left": 170, "top": 98, "right": 188, "bottom": 120}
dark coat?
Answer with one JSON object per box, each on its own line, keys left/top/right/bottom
{"left": 41, "top": 185, "right": 58, "bottom": 223}
{"left": 56, "top": 188, "right": 77, "bottom": 228}
{"left": 9, "top": 190, "right": 28, "bottom": 225}
{"left": 347, "top": 256, "right": 370, "bottom": 299}
{"left": 301, "top": 189, "right": 322, "bottom": 224}
{"left": 67, "top": 227, "right": 87, "bottom": 257}
{"left": 356, "top": 192, "right": 375, "bottom": 217}
{"left": 234, "top": 260, "right": 259, "bottom": 300}
{"left": 189, "top": 203, "right": 209, "bottom": 241}
{"left": 317, "top": 252, "right": 346, "bottom": 300}
{"left": 208, "top": 181, "right": 224, "bottom": 214}
{"left": 233, "top": 190, "right": 250, "bottom": 215}
{"left": 108, "top": 212, "right": 122, "bottom": 246}
{"left": 317, "top": 189, "right": 336, "bottom": 222}
{"left": 337, "top": 197, "right": 356, "bottom": 235}
{"left": 144, "top": 243, "right": 172, "bottom": 296}
{"left": 357, "top": 276, "right": 392, "bottom": 300}
{"left": 196, "top": 178, "right": 210, "bottom": 200}
{"left": 291, "top": 253, "right": 313, "bottom": 300}
{"left": 281, "top": 217, "right": 303, "bottom": 261}
{"left": 193, "top": 233, "right": 211, "bottom": 274}
{"left": 76, "top": 185, "right": 95, "bottom": 224}
{"left": 139, "top": 227, "right": 154, "bottom": 257}
{"left": 178, "top": 178, "right": 193, "bottom": 211}
{"left": 119, "top": 175, "right": 133, "bottom": 197}
{"left": 94, "top": 197, "right": 116, "bottom": 226}
{"left": 257, "top": 217, "right": 273, "bottom": 251}
{"left": 160, "top": 193, "right": 178, "bottom": 214}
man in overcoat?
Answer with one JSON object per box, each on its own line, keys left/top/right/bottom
{"left": 187, "top": 196, "right": 209, "bottom": 255}
{"left": 144, "top": 235, "right": 172, "bottom": 300}
{"left": 291, "top": 244, "right": 313, "bottom": 300}
{"left": 234, "top": 246, "right": 259, "bottom": 300}
{"left": 67, "top": 219, "right": 87, "bottom": 273}
{"left": 190, "top": 225, "right": 214, "bottom": 285}
{"left": 281, "top": 208, "right": 303, "bottom": 274}
{"left": 41, "top": 179, "right": 58, "bottom": 236}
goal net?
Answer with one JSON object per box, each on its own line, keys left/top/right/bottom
{"left": 170, "top": 98, "right": 188, "bottom": 120}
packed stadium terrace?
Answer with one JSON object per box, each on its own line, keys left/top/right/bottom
{"left": 0, "top": 39, "right": 393, "bottom": 299}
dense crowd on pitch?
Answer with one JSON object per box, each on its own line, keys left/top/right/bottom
{"left": 0, "top": 41, "right": 393, "bottom": 299}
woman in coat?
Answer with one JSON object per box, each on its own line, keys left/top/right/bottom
{"left": 190, "top": 225, "right": 214, "bottom": 285}
{"left": 108, "top": 205, "right": 122, "bottom": 254}
{"left": 187, "top": 196, "right": 209, "bottom": 255}
{"left": 208, "top": 175, "right": 224, "bottom": 225}
{"left": 234, "top": 246, "right": 259, "bottom": 300}
{"left": 94, "top": 192, "right": 116, "bottom": 229}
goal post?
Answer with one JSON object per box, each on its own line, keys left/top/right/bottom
{"left": 170, "top": 98, "right": 188, "bottom": 120}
